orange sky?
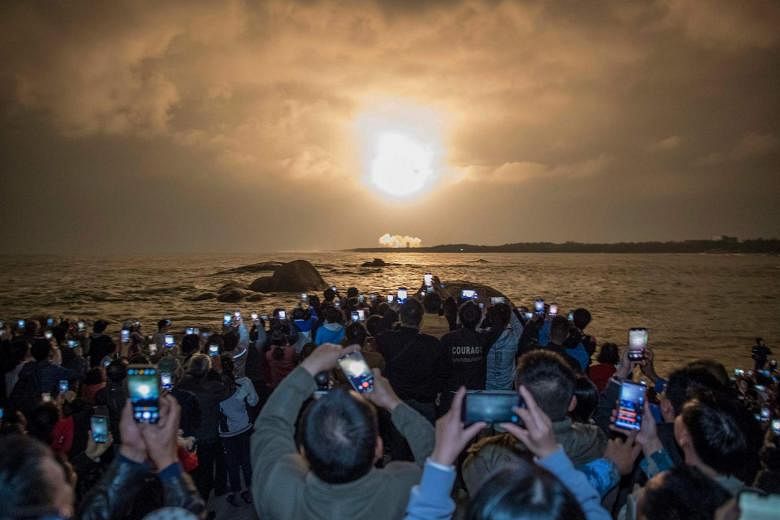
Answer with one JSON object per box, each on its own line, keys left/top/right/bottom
{"left": 0, "top": 0, "right": 778, "bottom": 253}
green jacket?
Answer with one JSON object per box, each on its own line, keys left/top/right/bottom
{"left": 462, "top": 418, "right": 607, "bottom": 494}
{"left": 251, "top": 366, "right": 435, "bottom": 519}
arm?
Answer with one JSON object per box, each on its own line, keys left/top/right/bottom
{"left": 242, "top": 377, "right": 259, "bottom": 407}
{"left": 390, "top": 402, "right": 436, "bottom": 466}
{"left": 77, "top": 454, "right": 151, "bottom": 520}
{"left": 537, "top": 448, "right": 611, "bottom": 520}
{"left": 405, "top": 461, "right": 456, "bottom": 520}
{"left": 158, "top": 462, "right": 206, "bottom": 516}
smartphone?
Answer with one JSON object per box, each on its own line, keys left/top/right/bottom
{"left": 490, "top": 296, "right": 505, "bottom": 305}
{"left": 760, "top": 407, "right": 771, "bottom": 422}
{"left": 351, "top": 311, "right": 360, "bottom": 322}
{"left": 41, "top": 392, "right": 52, "bottom": 403}
{"left": 127, "top": 365, "right": 160, "bottom": 423}
{"left": 58, "top": 380, "right": 69, "bottom": 393}
{"left": 301, "top": 293, "right": 309, "bottom": 301}
{"left": 523, "top": 311, "right": 534, "bottom": 320}
{"left": 772, "top": 419, "right": 780, "bottom": 435}
{"left": 397, "top": 288, "right": 408, "bottom": 303}
{"left": 160, "top": 372, "right": 173, "bottom": 391}
{"left": 46, "top": 317, "right": 55, "bottom": 327}
{"left": 164, "top": 334, "right": 175, "bottom": 348}
{"left": 734, "top": 368, "right": 745, "bottom": 377}
{"left": 185, "top": 327, "right": 199, "bottom": 335}
{"left": 278, "top": 310, "right": 287, "bottom": 320}
{"left": 44, "top": 331, "right": 53, "bottom": 340}
{"left": 250, "top": 312, "right": 258, "bottom": 321}
{"left": 461, "top": 289, "right": 477, "bottom": 300}
{"left": 549, "top": 304, "right": 558, "bottom": 316}
{"left": 149, "top": 343, "right": 157, "bottom": 355}
{"left": 567, "top": 311, "right": 574, "bottom": 322}
{"left": 358, "top": 294, "right": 365, "bottom": 303}
{"left": 534, "top": 299, "right": 544, "bottom": 313}
{"left": 628, "top": 328, "right": 648, "bottom": 361}
{"left": 614, "top": 381, "right": 646, "bottom": 431}
{"left": 91, "top": 415, "right": 109, "bottom": 444}
{"left": 77, "top": 320, "right": 86, "bottom": 332}
{"left": 121, "top": 329, "right": 130, "bottom": 343}
{"left": 17, "top": 319, "right": 26, "bottom": 330}
{"left": 357, "top": 309, "right": 366, "bottom": 321}
{"left": 330, "top": 286, "right": 337, "bottom": 292}
{"left": 208, "top": 344, "right": 219, "bottom": 357}
{"left": 738, "top": 490, "right": 780, "bottom": 520}
{"left": 337, "top": 351, "right": 374, "bottom": 393}
{"left": 260, "top": 315, "right": 268, "bottom": 321}
{"left": 234, "top": 311, "right": 241, "bottom": 319}
{"left": 223, "top": 313, "right": 232, "bottom": 326}
{"left": 463, "top": 391, "right": 521, "bottom": 425}
{"left": 387, "top": 294, "right": 394, "bottom": 303}
{"left": 424, "top": 273, "right": 433, "bottom": 287}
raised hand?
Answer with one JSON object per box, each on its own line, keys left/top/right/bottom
{"left": 430, "top": 387, "right": 486, "bottom": 466}
{"left": 301, "top": 343, "right": 358, "bottom": 376}
{"left": 364, "top": 368, "right": 401, "bottom": 411}
{"left": 140, "top": 394, "right": 181, "bottom": 470}
{"left": 119, "top": 400, "right": 147, "bottom": 463}
{"left": 500, "top": 386, "right": 558, "bottom": 459}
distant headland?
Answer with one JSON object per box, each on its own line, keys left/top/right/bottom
{"left": 349, "top": 237, "right": 780, "bottom": 254}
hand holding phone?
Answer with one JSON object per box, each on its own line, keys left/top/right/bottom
{"left": 127, "top": 365, "right": 160, "bottom": 423}
{"left": 613, "top": 381, "right": 646, "bottom": 431}
{"left": 337, "top": 351, "right": 374, "bottom": 393}
{"left": 463, "top": 391, "right": 521, "bottom": 424}
{"left": 628, "top": 328, "right": 648, "bottom": 361}
{"left": 91, "top": 415, "right": 109, "bottom": 444}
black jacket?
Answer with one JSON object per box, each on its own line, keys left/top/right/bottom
{"left": 440, "top": 327, "right": 489, "bottom": 391}
{"left": 377, "top": 326, "right": 446, "bottom": 403}
{"left": 178, "top": 374, "right": 227, "bottom": 443}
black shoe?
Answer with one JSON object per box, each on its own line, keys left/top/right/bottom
{"left": 226, "top": 493, "right": 240, "bottom": 507}
{"left": 240, "top": 490, "right": 253, "bottom": 504}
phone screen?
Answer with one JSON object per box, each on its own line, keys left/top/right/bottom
{"left": 463, "top": 391, "right": 521, "bottom": 425}
{"left": 121, "top": 329, "right": 130, "bottom": 343}
{"left": 387, "top": 294, "right": 394, "bottom": 303}
{"left": 357, "top": 309, "right": 366, "bottom": 321}
{"left": 490, "top": 296, "right": 505, "bottom": 305}
{"left": 461, "top": 289, "right": 477, "bottom": 300}
{"left": 738, "top": 490, "right": 780, "bottom": 519}
{"left": 58, "top": 380, "right": 69, "bottom": 393}
{"left": 127, "top": 366, "right": 160, "bottom": 423}
{"left": 772, "top": 419, "right": 780, "bottom": 435}
{"left": 524, "top": 311, "right": 533, "bottom": 320}
{"left": 223, "top": 313, "right": 232, "bottom": 325}
{"left": 41, "top": 393, "right": 52, "bottom": 402}
{"left": 46, "top": 318, "right": 55, "bottom": 327}
{"left": 337, "top": 352, "right": 374, "bottom": 393}
{"left": 628, "top": 328, "right": 648, "bottom": 361}
{"left": 91, "top": 415, "right": 109, "bottom": 443}
{"left": 44, "top": 331, "right": 53, "bottom": 340}
{"left": 17, "top": 319, "right": 26, "bottom": 330}
{"left": 614, "top": 381, "right": 646, "bottom": 431}
{"left": 397, "top": 288, "right": 408, "bottom": 302}
{"left": 351, "top": 311, "right": 360, "bottom": 322}
{"left": 424, "top": 273, "right": 433, "bottom": 286}
{"left": 149, "top": 343, "right": 157, "bottom": 354}
{"left": 160, "top": 372, "right": 173, "bottom": 391}
{"left": 278, "top": 310, "right": 287, "bottom": 319}
{"left": 164, "top": 335, "right": 175, "bottom": 348}
{"left": 549, "top": 304, "right": 558, "bottom": 316}
{"left": 251, "top": 312, "right": 258, "bottom": 321}
{"left": 534, "top": 299, "right": 544, "bottom": 312}
{"left": 208, "top": 344, "right": 219, "bottom": 357}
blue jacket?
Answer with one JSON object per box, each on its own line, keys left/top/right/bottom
{"left": 405, "top": 447, "right": 610, "bottom": 520}
{"left": 485, "top": 312, "right": 522, "bottom": 390}
{"left": 315, "top": 323, "right": 345, "bottom": 346}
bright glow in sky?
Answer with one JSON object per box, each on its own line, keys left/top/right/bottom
{"left": 370, "top": 132, "right": 434, "bottom": 197}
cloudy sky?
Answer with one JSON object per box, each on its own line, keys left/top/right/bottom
{"left": 1, "top": 0, "right": 778, "bottom": 254}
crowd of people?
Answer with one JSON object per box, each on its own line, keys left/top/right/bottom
{"left": 0, "top": 276, "right": 778, "bottom": 520}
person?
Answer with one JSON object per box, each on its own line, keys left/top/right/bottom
{"left": 80, "top": 367, "right": 106, "bottom": 404}
{"left": 22, "top": 339, "right": 81, "bottom": 399}
{"left": 265, "top": 328, "right": 297, "bottom": 388}
{"left": 463, "top": 350, "right": 607, "bottom": 494}
{"left": 291, "top": 305, "right": 318, "bottom": 353}
{"left": 218, "top": 354, "right": 258, "bottom": 507}
{"left": 438, "top": 301, "right": 488, "bottom": 415}
{"left": 343, "top": 321, "right": 385, "bottom": 372}
{"left": 752, "top": 337, "right": 772, "bottom": 371}
{"left": 251, "top": 343, "right": 435, "bottom": 520}
{"left": 314, "top": 305, "right": 345, "bottom": 345}
{"left": 545, "top": 316, "right": 584, "bottom": 372}
{"left": 178, "top": 354, "right": 228, "bottom": 505}
{"left": 637, "top": 465, "right": 731, "bottom": 520}
{"left": 570, "top": 376, "right": 599, "bottom": 424}
{"left": 94, "top": 359, "right": 128, "bottom": 442}
{"left": 405, "top": 386, "right": 611, "bottom": 520}
{"left": 0, "top": 395, "right": 204, "bottom": 519}
{"left": 484, "top": 303, "right": 523, "bottom": 390}
{"left": 3, "top": 337, "right": 32, "bottom": 400}
{"left": 152, "top": 319, "right": 173, "bottom": 352}
{"left": 587, "top": 343, "right": 619, "bottom": 392}
{"left": 572, "top": 308, "right": 597, "bottom": 360}
{"left": 419, "top": 292, "right": 450, "bottom": 338}
{"left": 88, "top": 320, "right": 116, "bottom": 368}
{"left": 376, "top": 299, "right": 447, "bottom": 424}
{"left": 158, "top": 356, "right": 201, "bottom": 439}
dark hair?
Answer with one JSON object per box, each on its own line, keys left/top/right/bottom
{"left": 515, "top": 351, "right": 576, "bottom": 421}
{"left": 84, "top": 367, "right": 105, "bottom": 386}
{"left": 345, "top": 322, "right": 368, "bottom": 347}
{"left": 324, "top": 305, "right": 342, "bottom": 324}
{"left": 686, "top": 359, "right": 729, "bottom": 386}
{"left": 422, "top": 292, "right": 442, "bottom": 314}
{"left": 596, "top": 343, "right": 620, "bottom": 365}
{"left": 220, "top": 354, "right": 236, "bottom": 392}
{"left": 0, "top": 435, "right": 63, "bottom": 518}
{"left": 301, "top": 388, "right": 378, "bottom": 484}
{"left": 466, "top": 461, "right": 585, "bottom": 520}
{"left": 572, "top": 308, "right": 591, "bottom": 330}
{"left": 222, "top": 330, "right": 239, "bottom": 352}
{"left": 27, "top": 403, "right": 60, "bottom": 445}
{"left": 549, "top": 316, "right": 570, "bottom": 345}
{"left": 181, "top": 334, "right": 200, "bottom": 356}
{"left": 106, "top": 359, "right": 128, "bottom": 383}
{"left": 640, "top": 465, "right": 730, "bottom": 520}
{"left": 459, "top": 301, "right": 482, "bottom": 330}
{"left": 570, "top": 376, "right": 598, "bottom": 423}
{"left": 487, "top": 303, "right": 511, "bottom": 329}
{"left": 399, "top": 298, "right": 424, "bottom": 328}
{"left": 31, "top": 339, "right": 52, "bottom": 362}
{"left": 292, "top": 307, "right": 306, "bottom": 320}
{"left": 680, "top": 396, "right": 756, "bottom": 478}
{"left": 93, "top": 320, "right": 108, "bottom": 333}
{"left": 186, "top": 353, "right": 211, "bottom": 378}
{"left": 323, "top": 287, "right": 336, "bottom": 302}
{"left": 665, "top": 366, "right": 723, "bottom": 416}
{"left": 346, "top": 287, "right": 359, "bottom": 298}
{"left": 365, "top": 315, "right": 383, "bottom": 337}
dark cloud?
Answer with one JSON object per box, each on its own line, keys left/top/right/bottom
{"left": 0, "top": 0, "right": 778, "bottom": 253}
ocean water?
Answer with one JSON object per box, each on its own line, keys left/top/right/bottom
{"left": 1, "top": 252, "right": 778, "bottom": 375}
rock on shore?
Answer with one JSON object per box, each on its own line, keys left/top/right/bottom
{"left": 249, "top": 260, "right": 329, "bottom": 293}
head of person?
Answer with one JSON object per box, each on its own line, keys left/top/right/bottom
{"left": 300, "top": 388, "right": 380, "bottom": 484}
{"left": 324, "top": 305, "right": 342, "bottom": 325}
{"left": 466, "top": 460, "right": 585, "bottom": 520}
{"left": 570, "top": 376, "right": 599, "bottom": 423}
{"left": 365, "top": 315, "right": 383, "bottom": 337}
{"left": 346, "top": 287, "right": 359, "bottom": 299}
{"left": 686, "top": 359, "right": 730, "bottom": 386}
{"left": 596, "top": 342, "right": 620, "bottom": 365}
{"left": 186, "top": 353, "right": 212, "bottom": 379}
{"left": 323, "top": 287, "right": 336, "bottom": 302}
{"left": 515, "top": 351, "right": 577, "bottom": 422}
{"left": 106, "top": 358, "right": 128, "bottom": 383}
{"left": 572, "top": 308, "right": 591, "bottom": 331}
{"left": 158, "top": 356, "right": 182, "bottom": 385}
{"left": 345, "top": 322, "right": 368, "bottom": 348}
{"left": 549, "top": 316, "right": 570, "bottom": 346}
{"left": 220, "top": 354, "right": 236, "bottom": 382}
{"left": 292, "top": 307, "right": 306, "bottom": 321}
{"left": 675, "top": 394, "right": 755, "bottom": 479}
{"left": 84, "top": 367, "right": 105, "bottom": 386}
{"left": 8, "top": 338, "right": 30, "bottom": 367}
{"left": 181, "top": 334, "right": 200, "bottom": 357}
{"left": 486, "top": 303, "right": 511, "bottom": 330}
{"left": 93, "top": 320, "right": 108, "bottom": 334}
{"left": 458, "top": 301, "right": 482, "bottom": 330}
{"left": 661, "top": 366, "right": 724, "bottom": 421}
{"left": 422, "top": 292, "right": 442, "bottom": 315}
{"left": 222, "top": 329, "right": 239, "bottom": 353}
{"left": 31, "top": 338, "right": 52, "bottom": 362}
{"left": 638, "top": 465, "right": 730, "bottom": 520}
{"left": 399, "top": 298, "right": 424, "bottom": 329}
{"left": 27, "top": 403, "right": 61, "bottom": 446}
{"left": 157, "top": 319, "right": 171, "bottom": 332}
{"left": 0, "top": 435, "right": 74, "bottom": 519}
